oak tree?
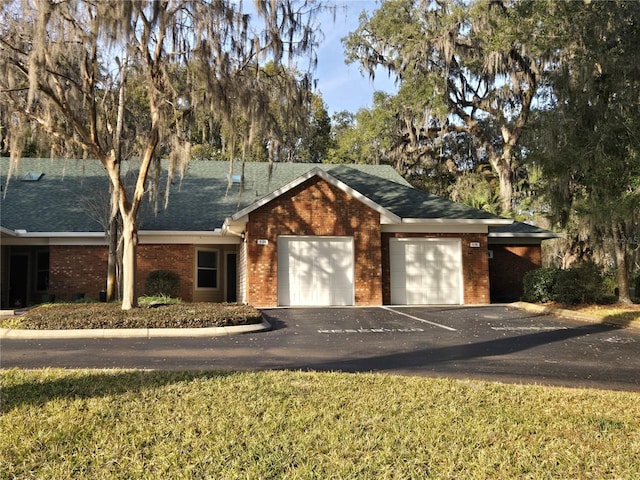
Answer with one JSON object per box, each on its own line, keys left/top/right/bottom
{"left": 343, "top": 0, "right": 558, "bottom": 214}
{"left": 529, "top": 0, "right": 640, "bottom": 302}
{"left": 0, "top": 0, "right": 320, "bottom": 309}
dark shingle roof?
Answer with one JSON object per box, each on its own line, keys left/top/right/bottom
{"left": 2, "top": 158, "right": 511, "bottom": 233}
{"left": 489, "top": 221, "right": 561, "bottom": 238}
{"left": 325, "top": 165, "right": 502, "bottom": 220}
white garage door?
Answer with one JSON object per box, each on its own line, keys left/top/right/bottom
{"left": 390, "top": 238, "right": 462, "bottom": 305}
{"left": 278, "top": 236, "right": 354, "bottom": 306}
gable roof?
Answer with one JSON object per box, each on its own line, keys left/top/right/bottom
{"left": 1, "top": 158, "right": 519, "bottom": 235}
{"left": 228, "top": 165, "right": 511, "bottom": 225}
{"left": 325, "top": 165, "right": 509, "bottom": 223}
{"left": 228, "top": 167, "right": 402, "bottom": 224}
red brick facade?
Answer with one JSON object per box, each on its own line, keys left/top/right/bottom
{"left": 489, "top": 244, "right": 542, "bottom": 302}
{"left": 42, "top": 178, "right": 512, "bottom": 307}
{"left": 242, "top": 176, "right": 493, "bottom": 307}
{"left": 381, "top": 232, "right": 491, "bottom": 304}
{"left": 137, "top": 244, "right": 194, "bottom": 301}
{"left": 49, "top": 244, "right": 195, "bottom": 302}
{"left": 244, "top": 176, "right": 382, "bottom": 307}
{"left": 49, "top": 245, "right": 108, "bottom": 301}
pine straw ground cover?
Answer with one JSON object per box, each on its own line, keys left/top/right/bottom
{"left": 1, "top": 302, "right": 262, "bottom": 330}
{"left": 1, "top": 369, "right": 639, "bottom": 479}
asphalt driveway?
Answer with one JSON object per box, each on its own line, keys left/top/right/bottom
{"left": 2, "top": 306, "right": 638, "bottom": 391}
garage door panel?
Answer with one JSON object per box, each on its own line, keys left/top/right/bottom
{"left": 390, "top": 238, "right": 462, "bottom": 305}
{"left": 278, "top": 236, "right": 354, "bottom": 306}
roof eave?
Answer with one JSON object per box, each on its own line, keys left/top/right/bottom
{"left": 0, "top": 226, "right": 17, "bottom": 237}
{"left": 489, "top": 232, "right": 564, "bottom": 239}
{"left": 401, "top": 218, "right": 514, "bottom": 226}
{"left": 2, "top": 231, "right": 105, "bottom": 238}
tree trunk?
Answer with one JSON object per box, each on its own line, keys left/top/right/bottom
{"left": 611, "top": 222, "right": 632, "bottom": 304}
{"left": 106, "top": 214, "right": 119, "bottom": 302}
{"left": 120, "top": 215, "right": 138, "bottom": 310}
{"left": 489, "top": 152, "right": 513, "bottom": 215}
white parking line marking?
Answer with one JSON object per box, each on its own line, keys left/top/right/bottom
{"left": 382, "top": 307, "right": 458, "bottom": 332}
{"left": 318, "top": 327, "right": 425, "bottom": 334}
{"left": 491, "top": 326, "right": 566, "bottom": 331}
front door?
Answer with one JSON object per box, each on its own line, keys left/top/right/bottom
{"left": 9, "top": 253, "right": 29, "bottom": 308}
{"left": 225, "top": 252, "right": 238, "bottom": 303}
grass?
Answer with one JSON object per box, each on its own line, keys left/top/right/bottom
{"left": 0, "top": 302, "right": 262, "bottom": 330}
{"left": 577, "top": 305, "right": 640, "bottom": 325}
{"left": 548, "top": 301, "right": 640, "bottom": 329}
{"left": 1, "top": 369, "right": 639, "bottom": 479}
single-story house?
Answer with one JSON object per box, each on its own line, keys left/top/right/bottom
{"left": 0, "top": 158, "right": 559, "bottom": 308}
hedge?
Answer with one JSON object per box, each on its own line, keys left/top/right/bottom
{"left": 523, "top": 262, "right": 610, "bottom": 304}
{"left": 145, "top": 270, "right": 181, "bottom": 298}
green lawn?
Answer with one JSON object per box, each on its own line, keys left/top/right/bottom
{"left": 578, "top": 305, "right": 640, "bottom": 328}
{"left": 2, "top": 369, "right": 639, "bottom": 479}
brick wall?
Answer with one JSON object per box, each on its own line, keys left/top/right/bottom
{"left": 245, "top": 176, "right": 382, "bottom": 306}
{"left": 49, "top": 245, "right": 108, "bottom": 301}
{"left": 137, "top": 244, "right": 194, "bottom": 301}
{"left": 381, "top": 232, "right": 491, "bottom": 304}
{"left": 49, "top": 244, "right": 195, "bottom": 302}
{"left": 488, "top": 244, "right": 542, "bottom": 302}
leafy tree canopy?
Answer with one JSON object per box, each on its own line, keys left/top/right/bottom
{"left": 0, "top": 0, "right": 321, "bottom": 308}
{"left": 343, "top": 0, "right": 562, "bottom": 214}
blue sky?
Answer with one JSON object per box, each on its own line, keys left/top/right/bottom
{"left": 313, "top": 1, "right": 397, "bottom": 115}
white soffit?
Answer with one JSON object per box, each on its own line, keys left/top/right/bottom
{"left": 1, "top": 230, "right": 238, "bottom": 246}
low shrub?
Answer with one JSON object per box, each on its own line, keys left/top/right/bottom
{"left": 522, "top": 267, "right": 558, "bottom": 303}
{"left": 552, "top": 261, "right": 605, "bottom": 304}
{"left": 523, "top": 262, "right": 613, "bottom": 304}
{"left": 145, "top": 270, "right": 181, "bottom": 298}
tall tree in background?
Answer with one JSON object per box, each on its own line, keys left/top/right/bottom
{"left": 326, "top": 93, "right": 500, "bottom": 210}
{"left": 343, "top": 0, "right": 557, "bottom": 214}
{"left": 529, "top": 0, "right": 640, "bottom": 303}
{"left": 0, "top": 0, "right": 319, "bottom": 309}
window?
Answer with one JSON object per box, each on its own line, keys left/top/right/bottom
{"left": 197, "top": 250, "right": 218, "bottom": 288}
